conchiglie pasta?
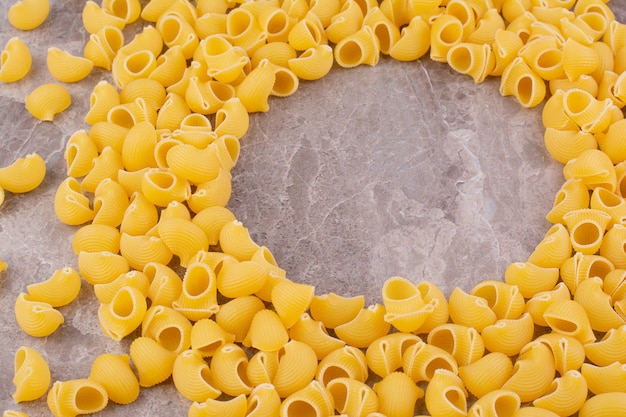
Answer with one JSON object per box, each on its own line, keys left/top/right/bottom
{"left": 272, "top": 340, "right": 318, "bottom": 398}
{"left": 186, "top": 168, "right": 233, "bottom": 212}
{"left": 574, "top": 276, "right": 625, "bottom": 332}
{"left": 210, "top": 343, "right": 252, "bottom": 396}
{"left": 288, "top": 45, "right": 334, "bottom": 80}
{"left": 78, "top": 250, "right": 129, "bottom": 285}
{"left": 120, "top": 233, "right": 173, "bottom": 270}
{"left": 81, "top": 146, "right": 124, "bottom": 193}
{"left": 88, "top": 353, "right": 140, "bottom": 404}
{"left": 535, "top": 333, "right": 586, "bottom": 376}
{"left": 334, "top": 26, "right": 380, "bottom": 68}
{"left": 459, "top": 352, "right": 513, "bottom": 398}
{"left": 373, "top": 372, "right": 424, "bottom": 417}
{"left": 288, "top": 313, "right": 345, "bottom": 360}
{"left": 389, "top": 15, "right": 431, "bottom": 62}
{"left": 402, "top": 340, "right": 458, "bottom": 383}
{"left": 8, "top": 0, "right": 50, "bottom": 30}
{"left": 94, "top": 270, "right": 150, "bottom": 304}
{"left": 271, "top": 281, "right": 314, "bottom": 329}
{"left": 46, "top": 47, "right": 93, "bottom": 83}
{"left": 581, "top": 361, "right": 626, "bottom": 395}
{"left": 12, "top": 346, "right": 51, "bottom": 403}
{"left": 527, "top": 223, "right": 572, "bottom": 269}
{"left": 502, "top": 341, "right": 555, "bottom": 403}
{"left": 191, "top": 206, "right": 237, "bottom": 246}
{"left": 172, "top": 349, "right": 221, "bottom": 402}
{"left": 26, "top": 267, "right": 81, "bottom": 308}
{"left": 578, "top": 392, "right": 626, "bottom": 417}
{"left": 142, "top": 305, "right": 192, "bottom": 353}
{"left": 242, "top": 309, "right": 289, "bottom": 352}
{"left": 82, "top": 0, "right": 125, "bottom": 34}
{"left": 427, "top": 323, "right": 484, "bottom": 367}
{"left": 448, "top": 287, "right": 497, "bottom": 331}
{"left": 280, "top": 380, "right": 335, "bottom": 417}
{"left": 0, "top": 37, "right": 32, "bottom": 83}
{"left": 583, "top": 324, "right": 626, "bottom": 366}
{"left": 317, "top": 345, "right": 368, "bottom": 385}
{"left": 98, "top": 285, "right": 147, "bottom": 341}
{"left": 215, "top": 295, "right": 265, "bottom": 342}
{"left": 334, "top": 304, "right": 390, "bottom": 348}
{"left": 532, "top": 370, "right": 588, "bottom": 416}
{"left": 500, "top": 57, "right": 547, "bottom": 108}
{"left": 188, "top": 394, "right": 247, "bottom": 417}
{"left": 310, "top": 292, "right": 365, "bottom": 329}
{"left": 190, "top": 318, "right": 235, "bottom": 357}
{"left": 327, "top": 377, "right": 379, "bottom": 417}
{"left": 84, "top": 26, "right": 124, "bottom": 71}
{"left": 64, "top": 130, "right": 99, "bottom": 178}
{"left": 14, "top": 293, "right": 64, "bottom": 337}
{"left": 129, "top": 336, "right": 177, "bottom": 387}
{"left": 425, "top": 369, "right": 467, "bottom": 417}
{"left": 93, "top": 178, "right": 129, "bottom": 227}
{"left": 0, "top": 153, "right": 46, "bottom": 194}
{"left": 46, "top": 379, "right": 108, "bottom": 417}
{"left": 467, "top": 389, "right": 521, "bottom": 417}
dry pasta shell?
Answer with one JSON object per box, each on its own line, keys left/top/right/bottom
{"left": 536, "top": 333, "right": 586, "bottom": 376}
{"left": 363, "top": 6, "right": 400, "bottom": 55}
{"left": 102, "top": 0, "right": 140, "bottom": 23}
{"left": 471, "top": 280, "right": 524, "bottom": 320}
{"left": 247, "top": 350, "right": 279, "bottom": 386}
{"left": 0, "top": 37, "right": 32, "bottom": 83}
{"left": 94, "top": 270, "right": 149, "bottom": 305}
{"left": 288, "top": 45, "right": 334, "bottom": 81}
{"left": 226, "top": 7, "right": 266, "bottom": 54}
{"left": 12, "top": 346, "right": 51, "bottom": 403}
{"left": 158, "top": 218, "right": 209, "bottom": 268}
{"left": 142, "top": 305, "right": 192, "bottom": 353}
{"left": 172, "top": 262, "right": 219, "bottom": 321}
{"left": 490, "top": 28, "right": 523, "bottom": 76}
{"left": 459, "top": 352, "right": 513, "bottom": 398}
{"left": 334, "top": 25, "right": 380, "bottom": 68}
{"left": 272, "top": 340, "right": 318, "bottom": 398}
{"left": 172, "top": 349, "right": 220, "bottom": 402}
{"left": 334, "top": 304, "right": 390, "bottom": 348}
{"left": 543, "top": 128, "right": 597, "bottom": 165}
{"left": 525, "top": 282, "right": 572, "bottom": 327}
{"left": 119, "top": 233, "right": 173, "bottom": 270}
{"left": 544, "top": 299, "right": 596, "bottom": 344}
{"left": 365, "top": 332, "right": 421, "bottom": 378}
{"left": 448, "top": 287, "right": 497, "bottom": 331}
{"left": 288, "top": 313, "right": 345, "bottom": 360}
{"left": 98, "top": 285, "right": 147, "bottom": 341}
{"left": 72, "top": 224, "right": 120, "bottom": 255}
{"left": 373, "top": 372, "right": 424, "bottom": 417}
{"left": 88, "top": 353, "right": 139, "bottom": 405}
{"left": 65, "top": 130, "right": 99, "bottom": 177}
{"left": 82, "top": 0, "right": 125, "bottom": 34}
{"left": 190, "top": 318, "right": 235, "bottom": 357}
{"left": 215, "top": 295, "right": 264, "bottom": 342}
{"left": 425, "top": 369, "right": 467, "bottom": 417}
{"left": 141, "top": 168, "right": 191, "bottom": 207}
{"left": 326, "top": 0, "right": 364, "bottom": 44}
{"left": 317, "top": 345, "right": 368, "bottom": 386}
{"left": 581, "top": 361, "right": 626, "bottom": 395}
{"left": 93, "top": 178, "right": 129, "bottom": 227}
{"left": 560, "top": 252, "right": 613, "bottom": 294}
{"left": 166, "top": 143, "right": 222, "bottom": 185}
{"left": 578, "top": 391, "right": 626, "bottom": 417}
{"left": 427, "top": 323, "right": 484, "bottom": 367}
{"left": 562, "top": 37, "right": 600, "bottom": 81}
{"left": 327, "top": 377, "right": 379, "bottom": 417}
{"left": 575, "top": 276, "right": 625, "bottom": 332}
{"left": 210, "top": 343, "right": 252, "bottom": 396}
{"left": 120, "top": 192, "right": 158, "bottom": 236}
{"left": 562, "top": 89, "right": 614, "bottom": 134}
{"left": 430, "top": 14, "right": 464, "bottom": 63}
{"left": 389, "top": 15, "right": 430, "bottom": 62}
{"left": 14, "top": 293, "right": 63, "bottom": 337}
{"left": 596, "top": 119, "right": 626, "bottom": 164}
{"left": 25, "top": 83, "right": 71, "bottom": 122}
{"left": 447, "top": 42, "right": 495, "bottom": 83}
{"left": 502, "top": 341, "right": 555, "bottom": 402}
{"left": 155, "top": 93, "right": 190, "bottom": 131}
{"left": 584, "top": 324, "right": 626, "bottom": 366}
{"left": 8, "top": 0, "right": 49, "bottom": 30}
{"left": 546, "top": 178, "right": 590, "bottom": 225}
{"left": 150, "top": 45, "right": 186, "bottom": 87}
{"left": 53, "top": 177, "right": 95, "bottom": 226}
{"left": 77, "top": 250, "right": 128, "bottom": 285}
{"left": 81, "top": 146, "right": 124, "bottom": 194}
{"left": 541, "top": 89, "right": 578, "bottom": 131}
{"left": 288, "top": 12, "right": 327, "bottom": 51}
{"left": 402, "top": 340, "right": 458, "bottom": 383}
{"left": 601, "top": 224, "right": 626, "bottom": 268}
{"left": 481, "top": 313, "right": 535, "bottom": 356}
{"left": 156, "top": 12, "right": 198, "bottom": 59}
{"left": 46, "top": 47, "right": 93, "bottom": 83}
{"left": 527, "top": 223, "right": 572, "bottom": 269}
{"left": 563, "top": 208, "right": 611, "bottom": 255}
{"left": 309, "top": 292, "right": 365, "bottom": 329}
{"left": 27, "top": 267, "right": 81, "bottom": 308}
{"left": 500, "top": 57, "right": 546, "bottom": 108}
{"left": 280, "top": 380, "right": 335, "bottom": 417}
{"left": 504, "top": 262, "right": 560, "bottom": 299}
{"left": 271, "top": 281, "right": 314, "bottom": 329}
{"left": 129, "top": 336, "right": 177, "bottom": 387}
{"left": 144, "top": 262, "right": 182, "bottom": 307}
{"left": 467, "top": 389, "right": 520, "bottom": 417}
{"left": 84, "top": 26, "right": 124, "bottom": 71}
{"left": 46, "top": 379, "right": 108, "bottom": 417}
{"left": 242, "top": 309, "right": 289, "bottom": 352}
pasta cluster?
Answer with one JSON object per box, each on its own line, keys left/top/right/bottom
{"left": 7, "top": 0, "right": 626, "bottom": 416}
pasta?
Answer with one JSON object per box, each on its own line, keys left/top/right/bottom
{"left": 8, "top": 0, "right": 49, "bottom": 30}
{"left": 502, "top": 341, "right": 556, "bottom": 402}
{"left": 142, "top": 305, "right": 192, "bottom": 353}
{"left": 536, "top": 333, "right": 586, "bottom": 376}
{"left": 242, "top": 309, "right": 289, "bottom": 352}
{"left": 172, "top": 349, "right": 221, "bottom": 402}
{"left": 94, "top": 270, "right": 150, "bottom": 304}
{"left": 334, "top": 304, "right": 390, "bottom": 348}
{"left": 47, "top": 47, "right": 93, "bottom": 83}
{"left": 459, "top": 352, "right": 513, "bottom": 398}
{"left": 317, "top": 345, "right": 368, "bottom": 386}
{"left": 373, "top": 372, "right": 424, "bottom": 417}
{"left": 310, "top": 292, "right": 365, "bottom": 329}
{"left": 173, "top": 262, "right": 219, "bottom": 321}
{"left": 26, "top": 267, "right": 81, "bottom": 307}
{"left": 402, "top": 340, "right": 458, "bottom": 383}
{"left": 326, "top": 377, "right": 379, "bottom": 417}
{"left": 14, "top": 293, "right": 64, "bottom": 337}
{"left": 427, "top": 323, "right": 484, "bottom": 367}
{"left": 271, "top": 280, "right": 315, "bottom": 329}
{"left": 93, "top": 178, "right": 129, "bottom": 227}
{"left": 425, "top": 369, "right": 468, "bottom": 417}
{"left": 88, "top": 353, "right": 140, "bottom": 404}
{"left": 288, "top": 313, "right": 345, "bottom": 359}
{"left": 129, "top": 336, "right": 177, "bottom": 387}
{"left": 272, "top": 340, "right": 319, "bottom": 397}
{"left": 333, "top": 26, "right": 380, "bottom": 68}
{"left": 215, "top": 295, "right": 265, "bottom": 342}
{"left": 578, "top": 392, "right": 626, "bottom": 417}
{"left": 448, "top": 287, "right": 497, "bottom": 331}
{"left": 98, "top": 285, "right": 147, "bottom": 341}
{"left": 532, "top": 370, "right": 588, "bottom": 416}
{"left": 279, "top": 380, "right": 335, "bottom": 417}
{"left": 0, "top": 37, "right": 32, "bottom": 83}
{"left": 210, "top": 343, "right": 253, "bottom": 396}
{"left": 82, "top": 0, "right": 125, "bottom": 34}
{"left": 190, "top": 318, "right": 235, "bottom": 357}
{"left": 12, "top": 346, "right": 51, "bottom": 402}
{"left": 189, "top": 394, "right": 247, "bottom": 417}
{"left": 0, "top": 153, "right": 46, "bottom": 194}
{"left": 46, "top": 379, "right": 108, "bottom": 417}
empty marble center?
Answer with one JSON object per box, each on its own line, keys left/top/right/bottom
{"left": 230, "top": 58, "right": 562, "bottom": 302}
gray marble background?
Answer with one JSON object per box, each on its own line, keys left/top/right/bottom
{"left": 1, "top": 1, "right": 625, "bottom": 416}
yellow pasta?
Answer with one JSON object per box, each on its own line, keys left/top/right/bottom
{"left": 172, "top": 349, "right": 221, "bottom": 402}
{"left": 500, "top": 57, "right": 546, "bottom": 108}
{"left": 189, "top": 394, "right": 247, "bottom": 417}
{"left": 596, "top": 119, "right": 626, "bottom": 165}
{"left": 581, "top": 361, "right": 626, "bottom": 395}
{"left": 504, "top": 262, "right": 559, "bottom": 298}
{"left": 532, "top": 370, "right": 588, "bottom": 416}
{"left": 82, "top": 0, "right": 125, "bottom": 34}
{"left": 527, "top": 223, "right": 572, "bottom": 269}
{"left": 98, "top": 285, "right": 147, "bottom": 341}
{"left": 560, "top": 252, "right": 614, "bottom": 294}
{"left": 482, "top": 314, "right": 534, "bottom": 356}
{"left": 334, "top": 26, "right": 380, "bottom": 68}
{"left": 545, "top": 129, "right": 597, "bottom": 168}
{"left": 216, "top": 257, "right": 267, "bottom": 298}
{"left": 190, "top": 318, "right": 235, "bottom": 357}
{"left": 157, "top": 218, "right": 209, "bottom": 268}
{"left": 288, "top": 45, "right": 334, "bottom": 81}
{"left": 72, "top": 224, "right": 120, "bottom": 255}
{"left": 543, "top": 299, "right": 596, "bottom": 344}
{"left": 172, "top": 262, "right": 219, "bottom": 321}
{"left": 226, "top": 7, "right": 267, "bottom": 54}
{"left": 471, "top": 280, "right": 524, "bottom": 320}
{"left": 584, "top": 324, "right": 626, "bottom": 366}
{"left": 467, "top": 389, "right": 521, "bottom": 417}
{"left": 578, "top": 392, "right": 626, "bottom": 417}
{"left": 142, "top": 305, "right": 192, "bottom": 354}
{"left": 430, "top": 14, "right": 464, "bottom": 63}
{"left": 0, "top": 153, "right": 46, "bottom": 194}
{"left": 242, "top": 309, "right": 289, "bottom": 352}
{"left": 129, "top": 336, "right": 178, "bottom": 387}
{"left": 93, "top": 178, "right": 129, "bottom": 227}
{"left": 14, "top": 293, "right": 64, "bottom": 337}
{"left": 119, "top": 233, "right": 173, "bottom": 270}
{"left": 402, "top": 340, "right": 458, "bottom": 383}
{"left": 317, "top": 345, "right": 368, "bottom": 385}
{"left": 459, "top": 352, "right": 513, "bottom": 398}
{"left": 535, "top": 333, "right": 586, "bottom": 376}
{"left": 12, "top": 346, "right": 51, "bottom": 402}
{"left": 272, "top": 340, "right": 318, "bottom": 397}
{"left": 94, "top": 270, "right": 150, "bottom": 305}
{"left": 8, "top": 0, "right": 49, "bottom": 30}
{"left": 288, "top": 313, "right": 345, "bottom": 360}
{"left": 373, "top": 372, "right": 424, "bottom": 417}
{"left": 574, "top": 276, "right": 624, "bottom": 332}
{"left": 143, "top": 262, "right": 181, "bottom": 308}
{"left": 326, "top": 0, "right": 364, "bottom": 44}
{"left": 562, "top": 208, "right": 612, "bottom": 255}
{"left": 215, "top": 295, "right": 265, "bottom": 342}
{"left": 334, "top": 304, "right": 390, "bottom": 348}
{"left": 187, "top": 168, "right": 233, "bottom": 213}
{"left": 77, "top": 250, "right": 129, "bottom": 286}
{"left": 47, "top": 379, "right": 108, "bottom": 417}
{"left": 156, "top": 12, "right": 199, "bottom": 59}
{"left": 26, "top": 267, "right": 81, "bottom": 308}
{"left": 46, "top": 47, "right": 93, "bottom": 83}
{"left": 447, "top": 42, "right": 496, "bottom": 83}
{"left": 83, "top": 26, "right": 124, "bottom": 71}
{"left": 210, "top": 343, "right": 252, "bottom": 396}
{"left": 448, "top": 287, "right": 497, "bottom": 331}
{"left": 0, "top": 37, "right": 32, "bottom": 82}
{"left": 425, "top": 369, "right": 467, "bottom": 417}
{"left": 88, "top": 353, "right": 139, "bottom": 405}
{"left": 502, "top": 341, "right": 555, "bottom": 403}
{"left": 427, "top": 323, "right": 484, "bottom": 367}
{"left": 280, "top": 380, "right": 335, "bottom": 417}
{"left": 141, "top": 168, "right": 191, "bottom": 207}
{"left": 64, "top": 130, "right": 98, "bottom": 178}
{"left": 271, "top": 281, "right": 315, "bottom": 329}
{"left": 327, "top": 377, "right": 379, "bottom": 417}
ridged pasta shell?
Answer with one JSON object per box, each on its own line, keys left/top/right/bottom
{"left": 12, "top": 346, "right": 51, "bottom": 403}
{"left": 288, "top": 45, "right": 334, "bottom": 80}
{"left": 172, "top": 349, "right": 221, "bottom": 402}
{"left": 210, "top": 343, "right": 252, "bottom": 396}
{"left": 327, "top": 377, "right": 379, "bottom": 417}
{"left": 581, "top": 361, "right": 626, "bottom": 395}
{"left": 25, "top": 83, "right": 71, "bottom": 122}
{"left": 93, "top": 178, "right": 129, "bottom": 227}
{"left": 309, "top": 292, "right": 365, "bottom": 329}
{"left": 541, "top": 90, "right": 578, "bottom": 130}
{"left": 289, "top": 313, "right": 345, "bottom": 360}
{"left": 226, "top": 7, "right": 266, "bottom": 54}
{"left": 156, "top": 12, "right": 198, "bottom": 59}
{"left": 98, "top": 285, "right": 148, "bottom": 341}
{"left": 430, "top": 14, "right": 464, "bottom": 63}
{"left": 158, "top": 218, "right": 209, "bottom": 268}
{"left": 365, "top": 332, "right": 421, "bottom": 378}
{"left": 216, "top": 258, "right": 267, "bottom": 298}
{"left": 53, "top": 178, "right": 94, "bottom": 226}
{"left": 467, "top": 389, "right": 520, "bottom": 417}
{"left": 173, "top": 262, "right": 219, "bottom": 321}
{"left": 334, "top": 25, "right": 379, "bottom": 68}
{"left": 544, "top": 299, "right": 596, "bottom": 344}
{"left": 84, "top": 26, "right": 124, "bottom": 71}
{"left": 141, "top": 305, "right": 192, "bottom": 353}
{"left": 604, "top": 268, "right": 626, "bottom": 302}
{"left": 246, "top": 384, "right": 282, "bottom": 417}
{"left": 524, "top": 282, "right": 572, "bottom": 327}
{"left": 491, "top": 28, "right": 524, "bottom": 77}
{"left": 0, "top": 37, "right": 32, "bottom": 83}
{"left": 46, "top": 47, "right": 93, "bottom": 83}
{"left": 536, "top": 333, "right": 586, "bottom": 376}
{"left": 527, "top": 223, "right": 572, "bottom": 269}
{"left": 562, "top": 38, "right": 600, "bottom": 82}
{"left": 335, "top": 304, "right": 390, "bottom": 348}
{"left": 579, "top": 391, "right": 626, "bottom": 417}
{"left": 65, "top": 130, "right": 99, "bottom": 177}
{"left": 373, "top": 372, "right": 424, "bottom": 417}
{"left": 288, "top": 12, "right": 327, "bottom": 51}
{"left": 584, "top": 324, "right": 626, "bottom": 366}
{"left": 102, "top": 0, "right": 140, "bottom": 23}
{"left": 88, "top": 353, "right": 139, "bottom": 404}
{"left": 596, "top": 119, "right": 626, "bottom": 164}
{"left": 326, "top": 0, "right": 364, "bottom": 44}
{"left": 89, "top": 121, "right": 127, "bottom": 154}
{"left": 27, "top": 267, "right": 81, "bottom": 308}
{"left": 363, "top": 6, "right": 400, "bottom": 55}
{"left": 272, "top": 340, "right": 318, "bottom": 398}
{"left": 77, "top": 250, "right": 129, "bottom": 285}
{"left": 189, "top": 394, "right": 247, "bottom": 417}
{"left": 543, "top": 128, "right": 597, "bottom": 165}
{"left": 190, "top": 318, "right": 235, "bottom": 357}
{"left": 111, "top": 49, "right": 157, "bottom": 89}
{"left": 155, "top": 93, "right": 190, "bottom": 131}
{"left": 317, "top": 345, "right": 368, "bottom": 385}
{"left": 500, "top": 57, "right": 546, "bottom": 108}
{"left": 246, "top": 350, "right": 279, "bottom": 386}
{"left": 8, "top": 0, "right": 49, "bottom": 30}
{"left": 448, "top": 287, "right": 497, "bottom": 331}
{"left": 402, "top": 340, "right": 458, "bottom": 383}
{"left": 242, "top": 309, "right": 289, "bottom": 352}
{"left": 215, "top": 295, "right": 265, "bottom": 342}
{"left": 425, "top": 369, "right": 467, "bottom": 417}
{"left": 481, "top": 313, "right": 535, "bottom": 356}
{"left": 502, "top": 341, "right": 555, "bottom": 402}
{"left": 427, "top": 323, "right": 484, "bottom": 367}
{"left": 72, "top": 224, "right": 121, "bottom": 255}
{"left": 120, "top": 192, "right": 158, "bottom": 236}
{"left": 562, "top": 89, "right": 614, "bottom": 134}
{"left": 448, "top": 42, "right": 495, "bottom": 83}
{"left": 532, "top": 370, "right": 587, "bottom": 416}
{"left": 519, "top": 36, "right": 563, "bottom": 81}
{"left": 601, "top": 224, "right": 626, "bottom": 269}
{"left": 560, "top": 252, "right": 613, "bottom": 294}
{"left": 504, "top": 262, "right": 559, "bottom": 298}
{"left": 82, "top": 0, "right": 125, "bottom": 34}
{"left": 271, "top": 281, "right": 314, "bottom": 329}
{"left": 81, "top": 146, "right": 124, "bottom": 194}
{"left": 0, "top": 152, "right": 46, "bottom": 195}
{"left": 545, "top": 178, "right": 590, "bottom": 224}
{"left": 459, "top": 352, "right": 513, "bottom": 398}
{"left": 141, "top": 168, "right": 191, "bottom": 207}
{"left": 389, "top": 15, "right": 430, "bottom": 62}
{"left": 129, "top": 336, "right": 177, "bottom": 387}
{"left": 150, "top": 45, "right": 186, "bottom": 88}
{"left": 94, "top": 270, "right": 149, "bottom": 305}
{"left": 46, "top": 379, "right": 108, "bottom": 417}
{"left": 471, "top": 280, "right": 524, "bottom": 320}
{"left": 563, "top": 208, "right": 611, "bottom": 255}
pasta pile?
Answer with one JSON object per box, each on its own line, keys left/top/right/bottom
{"left": 5, "top": 0, "right": 626, "bottom": 416}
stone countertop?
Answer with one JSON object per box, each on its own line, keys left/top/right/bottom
{"left": 1, "top": 1, "right": 625, "bottom": 416}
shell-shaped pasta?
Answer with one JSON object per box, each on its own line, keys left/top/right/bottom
{"left": 518, "top": 36, "right": 563, "bottom": 81}
{"left": 120, "top": 78, "right": 165, "bottom": 113}
{"left": 334, "top": 26, "right": 379, "bottom": 68}
{"left": 471, "top": 280, "right": 524, "bottom": 320}
{"left": 185, "top": 77, "right": 236, "bottom": 115}
{"left": 111, "top": 50, "right": 157, "bottom": 89}
{"left": 562, "top": 89, "right": 614, "bottom": 135}
{"left": 84, "top": 26, "right": 124, "bottom": 71}
{"left": 562, "top": 209, "right": 611, "bottom": 255}
{"left": 215, "top": 295, "right": 265, "bottom": 342}
{"left": 65, "top": 131, "right": 99, "bottom": 179}
{"left": 581, "top": 361, "right": 626, "bottom": 395}
{"left": 226, "top": 7, "right": 266, "bottom": 54}
{"left": 218, "top": 220, "right": 259, "bottom": 261}
{"left": 551, "top": 71, "right": 602, "bottom": 96}
{"left": 389, "top": 15, "right": 431, "bottom": 62}
{"left": 604, "top": 268, "right": 626, "bottom": 302}
{"left": 92, "top": 178, "right": 128, "bottom": 227}
{"left": 118, "top": 24, "right": 163, "bottom": 58}
{"left": 157, "top": 218, "right": 209, "bottom": 268}
{"left": 172, "top": 349, "right": 221, "bottom": 402}
{"left": 0, "top": 153, "right": 46, "bottom": 194}
{"left": 502, "top": 342, "right": 555, "bottom": 403}
{"left": 246, "top": 384, "right": 282, "bottom": 417}
{"left": 448, "top": 287, "right": 497, "bottom": 331}
{"left": 172, "top": 262, "right": 219, "bottom": 321}
{"left": 199, "top": 36, "right": 249, "bottom": 85}
{"left": 527, "top": 223, "right": 572, "bottom": 269}
{"left": 578, "top": 392, "right": 626, "bottom": 417}
{"left": 46, "top": 379, "right": 108, "bottom": 417}
{"left": 467, "top": 7, "right": 505, "bottom": 44}
{"left": 271, "top": 281, "right": 314, "bottom": 329}
{"left": 287, "top": 12, "right": 326, "bottom": 51}
{"left": 235, "top": 59, "right": 275, "bottom": 113}
{"left": 467, "top": 389, "right": 521, "bottom": 417}
{"left": 141, "top": 168, "right": 191, "bottom": 207}
{"left": 596, "top": 119, "right": 626, "bottom": 165}
{"left": 120, "top": 233, "right": 173, "bottom": 270}
{"left": 142, "top": 305, "right": 192, "bottom": 353}
{"left": 82, "top": 0, "right": 125, "bottom": 34}
{"left": 504, "top": 262, "right": 559, "bottom": 299}
{"left": 289, "top": 313, "right": 345, "bottom": 360}
{"left": 272, "top": 340, "right": 318, "bottom": 397}
{"left": 144, "top": 262, "right": 180, "bottom": 306}
{"left": 252, "top": 41, "right": 296, "bottom": 70}
{"left": 448, "top": 42, "right": 495, "bottom": 83}
{"left": 562, "top": 38, "right": 599, "bottom": 82}
{"left": 77, "top": 251, "right": 128, "bottom": 286}
{"left": 94, "top": 270, "right": 149, "bottom": 305}
{"left": 317, "top": 345, "right": 368, "bottom": 386}
{"left": 89, "top": 122, "right": 127, "bottom": 154}
{"left": 98, "top": 285, "right": 148, "bottom": 341}
{"left": 156, "top": 93, "right": 190, "bottom": 131}
{"left": 481, "top": 313, "right": 535, "bottom": 356}
{"left": 54, "top": 177, "right": 94, "bottom": 226}
{"left": 119, "top": 192, "right": 157, "bottom": 235}
{"left": 414, "top": 281, "right": 449, "bottom": 334}
{"left": 583, "top": 324, "right": 626, "bottom": 366}
{"left": 211, "top": 99, "right": 248, "bottom": 141}
{"left": 430, "top": 14, "right": 464, "bottom": 63}
{"left": 402, "top": 340, "right": 458, "bottom": 383}
{"left": 88, "top": 353, "right": 139, "bottom": 405}
{"left": 335, "top": 304, "right": 390, "bottom": 348}
{"left": 25, "top": 83, "right": 71, "bottom": 121}
{"left": 545, "top": 178, "right": 590, "bottom": 225}
{"left": 191, "top": 318, "right": 234, "bottom": 357}
{"left": 560, "top": 252, "right": 614, "bottom": 294}
{"left": 8, "top": 0, "right": 50, "bottom": 30}
{"left": 216, "top": 258, "right": 267, "bottom": 298}
{"left": 27, "top": 267, "right": 81, "bottom": 308}
{"left": 524, "top": 282, "right": 571, "bottom": 327}
{"left": 574, "top": 276, "right": 625, "bottom": 331}
{"left": 129, "top": 336, "right": 177, "bottom": 387}
{"left": 191, "top": 206, "right": 236, "bottom": 246}
{"left": 242, "top": 309, "right": 289, "bottom": 352}
{"left": 14, "top": 293, "right": 63, "bottom": 337}
{"left": 363, "top": 7, "right": 400, "bottom": 55}
{"left": 156, "top": 12, "right": 199, "bottom": 59}
{"left": 543, "top": 299, "right": 596, "bottom": 344}
{"left": 210, "top": 343, "right": 252, "bottom": 396}
{"left": 246, "top": 350, "right": 279, "bottom": 386}
{"left": 12, "top": 346, "right": 51, "bottom": 403}
{"left": 542, "top": 90, "right": 578, "bottom": 131}
{"left": 166, "top": 144, "right": 222, "bottom": 185}
{"left": 102, "top": 0, "right": 140, "bottom": 23}
{"left": 532, "top": 370, "right": 587, "bottom": 416}
{"left": 489, "top": 28, "right": 523, "bottom": 77}
{"left": 327, "top": 377, "right": 379, "bottom": 417}
{"left": 72, "top": 224, "right": 121, "bottom": 255}
{"left": 459, "top": 352, "right": 513, "bottom": 398}
{"left": 543, "top": 128, "right": 597, "bottom": 165}
{"left": 326, "top": 0, "right": 364, "bottom": 44}
{"left": 500, "top": 57, "right": 546, "bottom": 108}
{"left": 0, "top": 37, "right": 32, "bottom": 83}
{"left": 150, "top": 45, "right": 186, "bottom": 88}
{"left": 46, "top": 47, "right": 93, "bottom": 83}
{"left": 534, "top": 333, "right": 583, "bottom": 378}
{"left": 425, "top": 369, "right": 468, "bottom": 417}
{"left": 288, "top": 45, "right": 334, "bottom": 81}
{"left": 189, "top": 394, "right": 247, "bottom": 417}
{"left": 427, "top": 324, "right": 484, "bottom": 367}
{"left": 373, "top": 372, "right": 424, "bottom": 417}
{"left": 444, "top": 0, "right": 474, "bottom": 39}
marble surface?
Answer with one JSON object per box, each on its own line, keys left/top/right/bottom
{"left": 1, "top": 1, "right": 625, "bottom": 416}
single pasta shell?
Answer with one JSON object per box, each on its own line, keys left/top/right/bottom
{"left": 543, "top": 128, "right": 597, "bottom": 165}
{"left": 562, "top": 37, "right": 600, "bottom": 81}
{"left": 0, "top": 37, "right": 32, "bottom": 82}
{"left": 27, "top": 267, "right": 81, "bottom": 308}
{"left": 0, "top": 153, "right": 46, "bottom": 194}
{"left": 544, "top": 299, "right": 596, "bottom": 344}
{"left": 47, "top": 47, "right": 93, "bottom": 83}
{"left": 25, "top": 83, "right": 71, "bottom": 121}
{"left": 288, "top": 45, "right": 334, "bottom": 81}
{"left": 46, "top": 379, "right": 108, "bottom": 417}
{"left": 8, "top": 0, "right": 50, "bottom": 30}
{"left": 389, "top": 15, "right": 431, "bottom": 62}
{"left": 88, "top": 353, "right": 139, "bottom": 404}
{"left": 129, "top": 336, "right": 177, "bottom": 387}
{"left": 12, "top": 346, "right": 51, "bottom": 402}
{"left": 14, "top": 293, "right": 64, "bottom": 337}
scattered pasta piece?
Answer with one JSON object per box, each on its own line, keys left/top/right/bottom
{"left": 0, "top": 153, "right": 46, "bottom": 194}
{"left": 8, "top": 0, "right": 49, "bottom": 30}
{"left": 25, "top": 84, "right": 71, "bottom": 121}
{"left": 0, "top": 37, "right": 32, "bottom": 82}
